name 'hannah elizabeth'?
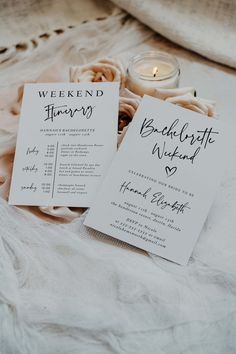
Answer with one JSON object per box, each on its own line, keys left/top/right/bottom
{"left": 119, "top": 181, "right": 191, "bottom": 215}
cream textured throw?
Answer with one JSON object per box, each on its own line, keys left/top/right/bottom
{"left": 110, "top": 0, "right": 236, "bottom": 68}
{"left": 1, "top": 1, "right": 236, "bottom": 353}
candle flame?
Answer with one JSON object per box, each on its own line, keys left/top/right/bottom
{"left": 153, "top": 66, "right": 158, "bottom": 77}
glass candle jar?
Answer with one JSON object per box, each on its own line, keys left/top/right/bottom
{"left": 126, "top": 51, "right": 180, "bottom": 96}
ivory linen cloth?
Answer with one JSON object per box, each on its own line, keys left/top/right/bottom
{"left": 110, "top": 0, "right": 236, "bottom": 69}
{"left": 1, "top": 1, "right": 236, "bottom": 353}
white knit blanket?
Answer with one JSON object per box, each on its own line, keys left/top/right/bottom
{"left": 1, "top": 2, "right": 236, "bottom": 353}
{"left": 110, "top": 0, "right": 236, "bottom": 69}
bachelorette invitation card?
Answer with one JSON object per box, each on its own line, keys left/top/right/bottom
{"left": 9, "top": 82, "right": 119, "bottom": 207}
{"left": 84, "top": 95, "right": 228, "bottom": 265}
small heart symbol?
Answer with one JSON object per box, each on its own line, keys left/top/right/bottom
{"left": 165, "top": 166, "right": 177, "bottom": 177}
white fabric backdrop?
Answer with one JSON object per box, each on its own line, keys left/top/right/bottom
{"left": 1, "top": 1, "right": 236, "bottom": 353}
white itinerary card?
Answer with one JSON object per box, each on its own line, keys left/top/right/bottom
{"left": 84, "top": 95, "right": 228, "bottom": 265}
{"left": 9, "top": 82, "right": 119, "bottom": 207}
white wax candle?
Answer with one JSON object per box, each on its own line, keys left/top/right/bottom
{"left": 134, "top": 61, "right": 174, "bottom": 77}
{"left": 127, "top": 52, "right": 180, "bottom": 97}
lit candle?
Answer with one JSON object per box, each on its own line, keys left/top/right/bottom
{"left": 126, "top": 51, "right": 180, "bottom": 97}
